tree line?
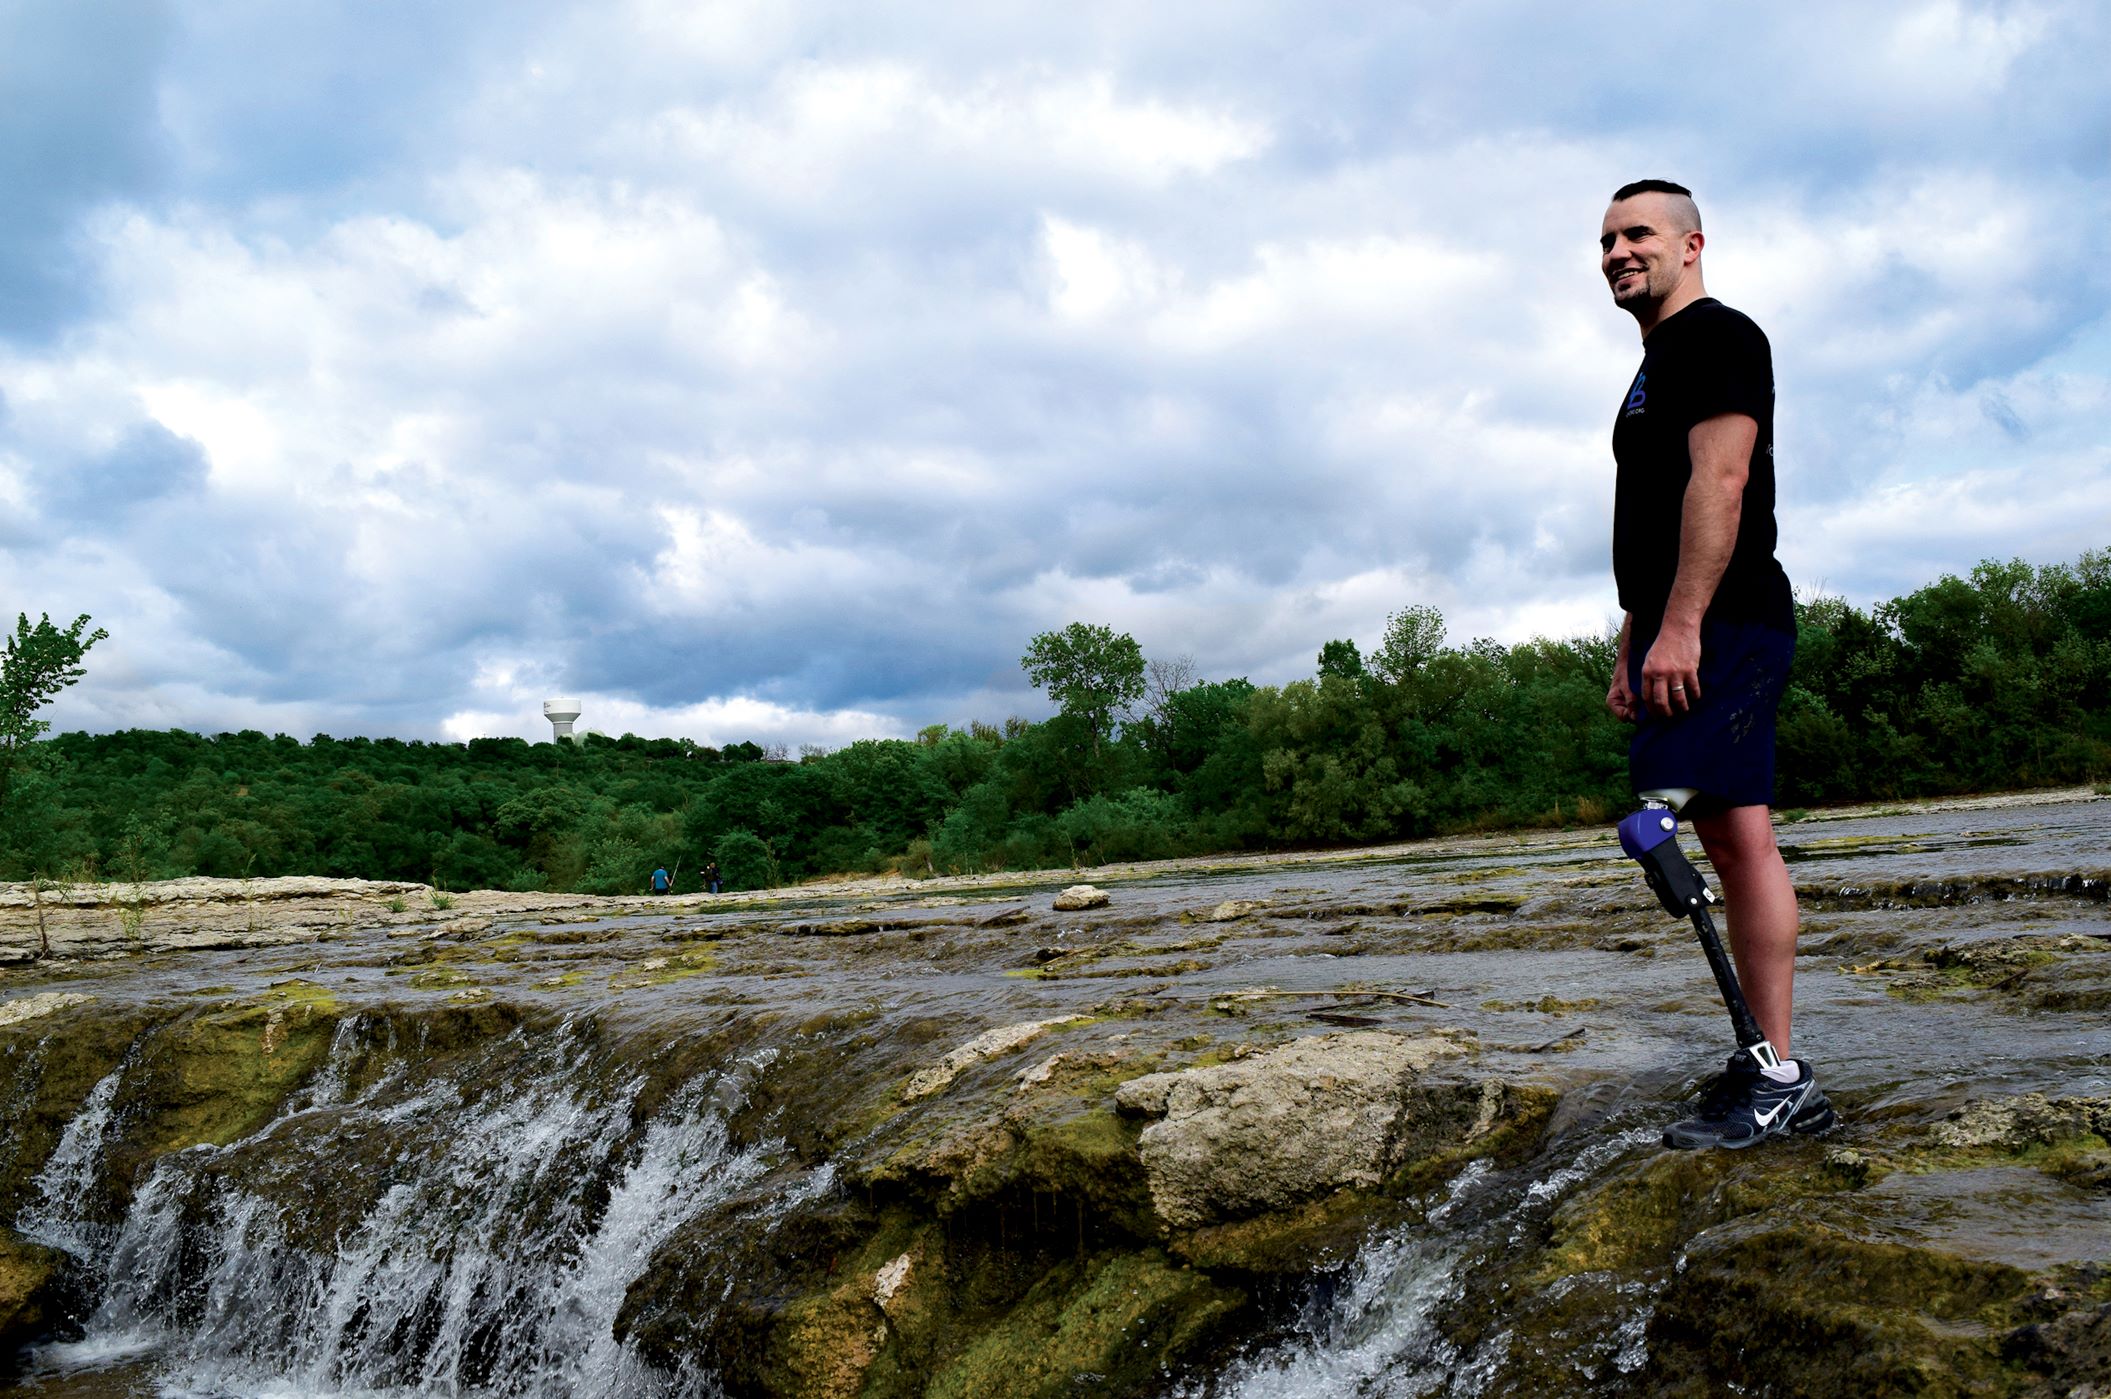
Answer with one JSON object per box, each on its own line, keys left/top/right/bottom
{"left": 3, "top": 550, "right": 2106, "bottom": 895}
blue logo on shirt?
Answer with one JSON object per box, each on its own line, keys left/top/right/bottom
{"left": 1624, "top": 372, "right": 1647, "bottom": 417}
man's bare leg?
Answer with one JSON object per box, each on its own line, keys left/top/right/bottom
{"left": 1692, "top": 803, "right": 1798, "bottom": 1056}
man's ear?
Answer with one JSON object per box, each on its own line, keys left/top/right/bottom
{"left": 1684, "top": 229, "right": 1706, "bottom": 264}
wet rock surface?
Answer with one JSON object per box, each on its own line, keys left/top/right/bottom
{"left": 0, "top": 788, "right": 2104, "bottom": 1396}
{"left": 1114, "top": 1031, "right": 1474, "bottom": 1227}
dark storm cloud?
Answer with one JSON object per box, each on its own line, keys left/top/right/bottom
{"left": 0, "top": 0, "right": 173, "bottom": 340}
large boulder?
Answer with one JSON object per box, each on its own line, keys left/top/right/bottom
{"left": 1052, "top": 885, "right": 1109, "bottom": 911}
{"left": 1114, "top": 1031, "right": 1498, "bottom": 1228}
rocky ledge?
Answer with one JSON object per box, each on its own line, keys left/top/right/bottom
{"left": 1, "top": 791, "right": 2106, "bottom": 1394}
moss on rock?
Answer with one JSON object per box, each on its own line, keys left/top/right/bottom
{"left": 1646, "top": 1221, "right": 2033, "bottom": 1396}
{"left": 921, "top": 1251, "right": 1241, "bottom": 1399}
{"left": 0, "top": 1227, "right": 61, "bottom": 1353}
{"left": 105, "top": 987, "right": 341, "bottom": 1188}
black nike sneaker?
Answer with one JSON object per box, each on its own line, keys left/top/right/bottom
{"left": 1662, "top": 1052, "right": 1837, "bottom": 1150}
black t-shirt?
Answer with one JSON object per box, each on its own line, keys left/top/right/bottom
{"left": 1612, "top": 298, "right": 1793, "bottom": 634}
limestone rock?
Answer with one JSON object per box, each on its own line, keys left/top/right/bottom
{"left": 1196, "top": 899, "right": 1266, "bottom": 923}
{"left": 872, "top": 1251, "right": 914, "bottom": 1313}
{"left": 1932, "top": 1093, "right": 2111, "bottom": 1151}
{"left": 1052, "top": 885, "right": 1109, "bottom": 911}
{"left": 902, "top": 1016, "right": 1089, "bottom": 1101}
{"left": 1113, "top": 1031, "right": 1473, "bottom": 1228}
{"left": 0, "top": 991, "right": 93, "bottom": 1029}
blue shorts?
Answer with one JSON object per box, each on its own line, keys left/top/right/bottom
{"left": 1627, "top": 617, "right": 1795, "bottom": 813}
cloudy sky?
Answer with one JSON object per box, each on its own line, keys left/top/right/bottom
{"left": 4, "top": 1, "right": 2106, "bottom": 748}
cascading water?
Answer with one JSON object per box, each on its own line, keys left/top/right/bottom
{"left": 17, "top": 1065, "right": 127, "bottom": 1263}
{"left": 1181, "top": 1126, "right": 1662, "bottom": 1399}
{"left": 13, "top": 1018, "right": 824, "bottom": 1398}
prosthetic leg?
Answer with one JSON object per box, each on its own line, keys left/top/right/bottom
{"left": 1616, "top": 790, "right": 1782, "bottom": 1072}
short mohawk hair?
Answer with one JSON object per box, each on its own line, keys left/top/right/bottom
{"left": 1610, "top": 179, "right": 1699, "bottom": 230}
{"left": 1612, "top": 179, "right": 1691, "bottom": 202}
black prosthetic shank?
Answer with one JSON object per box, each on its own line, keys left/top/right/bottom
{"left": 1689, "top": 904, "right": 1769, "bottom": 1054}
{"left": 1631, "top": 837, "right": 1712, "bottom": 919}
{"left": 1617, "top": 807, "right": 1774, "bottom": 1059}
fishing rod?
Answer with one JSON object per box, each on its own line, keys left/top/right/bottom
{"left": 1616, "top": 791, "right": 1781, "bottom": 1072}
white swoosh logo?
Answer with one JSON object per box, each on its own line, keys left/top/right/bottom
{"left": 1753, "top": 1098, "right": 1791, "bottom": 1129}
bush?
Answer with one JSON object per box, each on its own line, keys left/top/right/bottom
{"left": 1055, "top": 787, "right": 1187, "bottom": 864}
{"left": 575, "top": 836, "right": 650, "bottom": 895}
{"left": 714, "top": 828, "right": 777, "bottom": 891}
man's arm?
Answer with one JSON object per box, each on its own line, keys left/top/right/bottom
{"left": 1607, "top": 611, "right": 1639, "bottom": 721}
{"left": 1639, "top": 412, "right": 1756, "bottom": 715}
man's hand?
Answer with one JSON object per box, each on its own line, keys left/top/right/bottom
{"left": 1606, "top": 665, "right": 1640, "bottom": 721}
{"left": 1640, "top": 624, "right": 1702, "bottom": 716}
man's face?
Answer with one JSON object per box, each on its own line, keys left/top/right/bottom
{"left": 1599, "top": 194, "right": 1697, "bottom": 311}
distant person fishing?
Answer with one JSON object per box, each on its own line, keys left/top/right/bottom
{"left": 1598, "top": 179, "right": 1835, "bottom": 1149}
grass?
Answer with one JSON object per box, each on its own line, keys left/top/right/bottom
{"left": 385, "top": 896, "right": 408, "bottom": 914}
{"left": 430, "top": 891, "right": 455, "bottom": 911}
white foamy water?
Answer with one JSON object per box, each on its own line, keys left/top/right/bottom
{"left": 18, "top": 1026, "right": 814, "bottom": 1398}
{"left": 17, "top": 1065, "right": 126, "bottom": 1261}
{"left": 1181, "top": 1129, "right": 1662, "bottom": 1398}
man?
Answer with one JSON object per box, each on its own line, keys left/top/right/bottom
{"left": 1599, "top": 179, "right": 1835, "bottom": 1149}
{"left": 651, "top": 864, "right": 671, "bottom": 895}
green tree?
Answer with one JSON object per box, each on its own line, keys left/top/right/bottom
{"left": 1316, "top": 639, "right": 1364, "bottom": 680}
{"left": 1021, "top": 622, "right": 1146, "bottom": 759}
{"left": 1, "top": 612, "right": 108, "bottom": 816}
{"left": 1370, "top": 604, "right": 1445, "bottom": 683}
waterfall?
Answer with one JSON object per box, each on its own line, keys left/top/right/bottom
{"left": 1182, "top": 1127, "right": 1661, "bottom": 1398}
{"left": 17, "top": 1064, "right": 126, "bottom": 1262}
{"left": 15, "top": 1022, "right": 818, "bottom": 1398}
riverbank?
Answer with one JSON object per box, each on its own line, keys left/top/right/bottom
{"left": 4, "top": 785, "right": 2100, "bottom": 964}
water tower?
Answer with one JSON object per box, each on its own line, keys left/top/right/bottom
{"left": 543, "top": 697, "right": 583, "bottom": 742}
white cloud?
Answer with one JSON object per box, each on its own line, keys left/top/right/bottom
{"left": 644, "top": 62, "right": 1269, "bottom": 200}
{"left": 1882, "top": 1, "right": 2052, "bottom": 96}
{"left": 1042, "top": 216, "right": 1173, "bottom": 322}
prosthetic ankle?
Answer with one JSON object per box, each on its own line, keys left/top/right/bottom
{"left": 1616, "top": 791, "right": 1782, "bottom": 1073}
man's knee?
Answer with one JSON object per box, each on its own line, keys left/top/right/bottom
{"left": 1694, "top": 805, "right": 1783, "bottom": 881}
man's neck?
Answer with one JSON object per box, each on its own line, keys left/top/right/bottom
{"left": 1633, "top": 279, "right": 1709, "bottom": 340}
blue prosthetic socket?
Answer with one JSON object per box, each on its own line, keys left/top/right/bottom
{"left": 1617, "top": 795, "right": 1782, "bottom": 1072}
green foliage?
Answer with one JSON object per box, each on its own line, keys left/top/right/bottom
{"left": 1, "top": 612, "right": 107, "bottom": 834}
{"left": 1057, "top": 786, "right": 1187, "bottom": 864}
{"left": 2, "top": 551, "right": 2104, "bottom": 894}
{"left": 1371, "top": 604, "right": 1445, "bottom": 683}
{"left": 1022, "top": 622, "right": 1146, "bottom": 758}
{"left": 1, "top": 613, "right": 106, "bottom": 760}
{"left": 713, "top": 828, "right": 777, "bottom": 891}
{"left": 1316, "top": 639, "right": 1364, "bottom": 680}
